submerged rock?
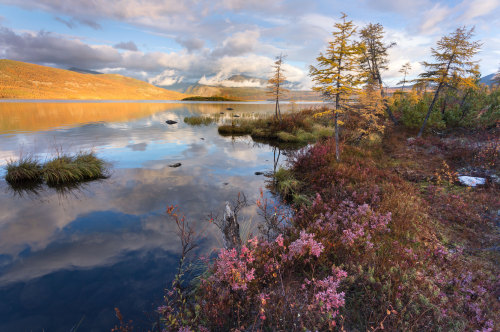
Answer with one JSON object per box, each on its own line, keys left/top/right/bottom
{"left": 458, "top": 176, "right": 485, "bottom": 187}
{"left": 165, "top": 120, "right": 178, "bottom": 125}
{"left": 169, "top": 163, "right": 182, "bottom": 168}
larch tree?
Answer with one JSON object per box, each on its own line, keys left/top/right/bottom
{"left": 357, "top": 79, "right": 385, "bottom": 141}
{"left": 267, "top": 54, "right": 288, "bottom": 121}
{"left": 309, "top": 13, "right": 364, "bottom": 161}
{"left": 416, "top": 26, "right": 481, "bottom": 137}
{"left": 397, "top": 62, "right": 412, "bottom": 91}
{"left": 359, "top": 23, "right": 398, "bottom": 124}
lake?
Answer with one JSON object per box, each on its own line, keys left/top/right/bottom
{"left": 0, "top": 101, "right": 318, "bottom": 331}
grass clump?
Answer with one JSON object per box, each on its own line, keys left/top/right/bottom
{"left": 218, "top": 123, "right": 253, "bottom": 136}
{"left": 43, "top": 152, "right": 106, "bottom": 185}
{"left": 183, "top": 116, "right": 216, "bottom": 126}
{"left": 4, "top": 152, "right": 107, "bottom": 187}
{"left": 5, "top": 156, "right": 43, "bottom": 184}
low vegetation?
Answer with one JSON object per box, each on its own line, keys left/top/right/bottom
{"left": 218, "top": 107, "right": 333, "bottom": 145}
{"left": 155, "top": 121, "right": 499, "bottom": 331}
{"left": 5, "top": 152, "right": 107, "bottom": 186}
{"left": 183, "top": 115, "right": 216, "bottom": 126}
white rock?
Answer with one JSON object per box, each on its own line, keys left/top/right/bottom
{"left": 458, "top": 176, "right": 486, "bottom": 187}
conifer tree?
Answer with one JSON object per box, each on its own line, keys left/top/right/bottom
{"left": 359, "top": 23, "right": 398, "bottom": 124}
{"left": 416, "top": 26, "right": 481, "bottom": 137}
{"left": 267, "top": 54, "right": 288, "bottom": 121}
{"left": 309, "top": 13, "right": 364, "bottom": 161}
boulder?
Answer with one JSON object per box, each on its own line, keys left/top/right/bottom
{"left": 233, "top": 114, "right": 240, "bottom": 117}
{"left": 165, "top": 120, "right": 177, "bottom": 125}
{"left": 255, "top": 171, "right": 264, "bottom": 175}
{"left": 458, "top": 176, "right": 485, "bottom": 187}
{"left": 169, "top": 163, "right": 182, "bottom": 168}
{"left": 226, "top": 107, "right": 234, "bottom": 110}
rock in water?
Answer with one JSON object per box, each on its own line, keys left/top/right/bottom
{"left": 458, "top": 176, "right": 485, "bottom": 187}
{"left": 165, "top": 120, "right": 177, "bottom": 125}
{"left": 226, "top": 107, "right": 234, "bottom": 110}
{"left": 233, "top": 114, "right": 240, "bottom": 117}
{"left": 255, "top": 171, "right": 264, "bottom": 175}
{"left": 169, "top": 163, "right": 182, "bottom": 168}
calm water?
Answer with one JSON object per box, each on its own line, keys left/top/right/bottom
{"left": 0, "top": 101, "right": 316, "bottom": 331}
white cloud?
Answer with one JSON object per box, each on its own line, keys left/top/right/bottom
{"left": 419, "top": 3, "right": 454, "bottom": 35}
{"left": 459, "top": 0, "right": 500, "bottom": 21}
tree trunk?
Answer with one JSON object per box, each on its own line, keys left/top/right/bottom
{"left": 222, "top": 202, "right": 241, "bottom": 251}
{"left": 378, "top": 76, "right": 398, "bottom": 125}
{"left": 334, "top": 111, "right": 339, "bottom": 161}
{"left": 417, "top": 83, "right": 443, "bottom": 137}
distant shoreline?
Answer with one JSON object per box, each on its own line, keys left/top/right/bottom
{"left": 0, "top": 99, "right": 326, "bottom": 104}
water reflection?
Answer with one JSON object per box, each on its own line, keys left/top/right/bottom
{"left": 0, "top": 102, "right": 311, "bottom": 331}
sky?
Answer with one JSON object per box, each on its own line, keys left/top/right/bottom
{"left": 0, "top": 0, "right": 498, "bottom": 90}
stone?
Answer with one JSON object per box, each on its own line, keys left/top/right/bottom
{"left": 233, "top": 114, "right": 240, "bottom": 117}
{"left": 226, "top": 107, "right": 234, "bottom": 110}
{"left": 255, "top": 171, "right": 264, "bottom": 175}
{"left": 169, "top": 163, "right": 182, "bottom": 168}
{"left": 458, "top": 176, "right": 485, "bottom": 187}
{"left": 165, "top": 120, "right": 177, "bottom": 125}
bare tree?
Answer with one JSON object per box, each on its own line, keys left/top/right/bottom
{"left": 359, "top": 22, "right": 398, "bottom": 124}
{"left": 268, "top": 54, "right": 288, "bottom": 121}
{"left": 397, "top": 62, "right": 412, "bottom": 92}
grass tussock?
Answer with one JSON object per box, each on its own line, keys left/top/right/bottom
{"left": 4, "top": 152, "right": 107, "bottom": 187}
{"left": 43, "top": 152, "right": 107, "bottom": 185}
{"left": 5, "top": 156, "right": 43, "bottom": 184}
{"left": 183, "top": 116, "right": 216, "bottom": 126}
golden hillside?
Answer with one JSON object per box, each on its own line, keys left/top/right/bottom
{"left": 0, "top": 59, "right": 188, "bottom": 100}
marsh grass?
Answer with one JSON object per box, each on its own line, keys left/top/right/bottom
{"left": 43, "top": 152, "right": 107, "bottom": 185}
{"left": 5, "top": 156, "right": 43, "bottom": 184}
{"left": 217, "top": 107, "right": 334, "bottom": 144}
{"left": 4, "top": 151, "right": 107, "bottom": 187}
{"left": 184, "top": 115, "right": 217, "bottom": 126}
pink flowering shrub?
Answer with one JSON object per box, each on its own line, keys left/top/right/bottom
{"left": 209, "top": 242, "right": 256, "bottom": 291}
{"left": 303, "top": 193, "right": 391, "bottom": 254}
{"left": 286, "top": 230, "right": 324, "bottom": 260}
{"left": 311, "top": 267, "right": 347, "bottom": 319}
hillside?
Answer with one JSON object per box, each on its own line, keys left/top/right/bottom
{"left": 183, "top": 84, "right": 321, "bottom": 101}
{"left": 0, "top": 60, "right": 188, "bottom": 100}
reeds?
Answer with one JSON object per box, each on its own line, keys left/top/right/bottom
{"left": 183, "top": 116, "right": 216, "bottom": 126}
{"left": 4, "top": 152, "right": 107, "bottom": 186}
